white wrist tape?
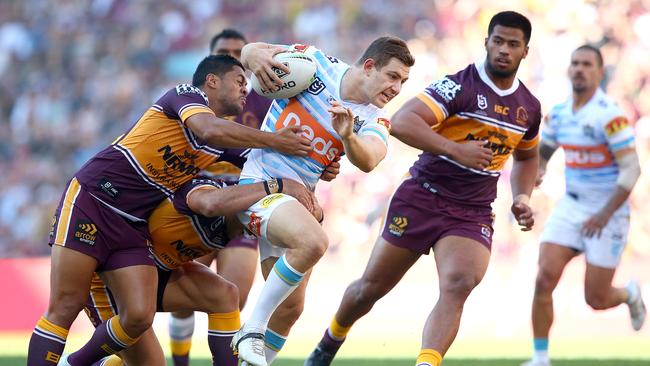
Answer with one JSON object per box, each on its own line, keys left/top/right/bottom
{"left": 616, "top": 152, "right": 641, "bottom": 191}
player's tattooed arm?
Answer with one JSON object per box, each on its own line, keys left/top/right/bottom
{"left": 582, "top": 149, "right": 641, "bottom": 238}
{"left": 186, "top": 113, "right": 312, "bottom": 156}
{"left": 536, "top": 141, "right": 558, "bottom": 186}
{"left": 187, "top": 179, "right": 311, "bottom": 217}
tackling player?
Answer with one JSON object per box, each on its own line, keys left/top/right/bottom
{"left": 26, "top": 54, "right": 311, "bottom": 366}
{"left": 521, "top": 45, "right": 645, "bottom": 366}
{"left": 81, "top": 176, "right": 317, "bottom": 366}
{"left": 306, "top": 11, "right": 541, "bottom": 366}
{"left": 232, "top": 36, "right": 414, "bottom": 366}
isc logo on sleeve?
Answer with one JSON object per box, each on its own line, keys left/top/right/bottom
{"left": 274, "top": 100, "right": 343, "bottom": 166}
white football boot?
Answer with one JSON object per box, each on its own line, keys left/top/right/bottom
{"left": 626, "top": 280, "right": 647, "bottom": 331}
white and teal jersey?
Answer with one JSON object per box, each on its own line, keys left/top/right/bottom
{"left": 240, "top": 44, "right": 390, "bottom": 191}
{"left": 542, "top": 88, "right": 635, "bottom": 212}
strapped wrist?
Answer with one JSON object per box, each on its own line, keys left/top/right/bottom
{"left": 264, "top": 178, "right": 283, "bottom": 195}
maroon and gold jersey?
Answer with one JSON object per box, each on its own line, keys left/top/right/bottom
{"left": 76, "top": 84, "right": 233, "bottom": 221}
{"left": 209, "top": 90, "right": 272, "bottom": 184}
{"left": 411, "top": 62, "right": 541, "bottom": 206}
{"left": 148, "top": 177, "right": 230, "bottom": 270}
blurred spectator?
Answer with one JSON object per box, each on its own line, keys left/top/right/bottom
{"left": 0, "top": 0, "right": 648, "bottom": 262}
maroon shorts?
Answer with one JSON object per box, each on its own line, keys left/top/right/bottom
{"left": 225, "top": 233, "right": 258, "bottom": 250}
{"left": 380, "top": 177, "right": 494, "bottom": 255}
{"left": 49, "top": 178, "right": 154, "bottom": 271}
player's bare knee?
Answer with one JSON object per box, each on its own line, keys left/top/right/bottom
{"left": 440, "top": 272, "right": 480, "bottom": 300}
{"left": 534, "top": 267, "right": 560, "bottom": 295}
{"left": 585, "top": 292, "right": 609, "bottom": 310}
{"left": 120, "top": 303, "right": 156, "bottom": 335}
{"left": 355, "top": 278, "right": 386, "bottom": 305}
{"left": 48, "top": 290, "right": 87, "bottom": 325}
{"left": 299, "top": 230, "right": 329, "bottom": 262}
{"left": 203, "top": 280, "right": 239, "bottom": 313}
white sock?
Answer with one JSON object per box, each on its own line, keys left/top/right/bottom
{"left": 245, "top": 256, "right": 304, "bottom": 330}
{"left": 169, "top": 313, "right": 195, "bottom": 340}
{"left": 533, "top": 350, "right": 549, "bottom": 362}
{"left": 265, "top": 346, "right": 279, "bottom": 364}
{"left": 265, "top": 328, "right": 287, "bottom": 364}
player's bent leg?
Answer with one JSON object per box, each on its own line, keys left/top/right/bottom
{"left": 261, "top": 257, "right": 312, "bottom": 364}
{"left": 422, "top": 236, "right": 490, "bottom": 357}
{"left": 28, "top": 245, "right": 98, "bottom": 366}
{"left": 217, "top": 242, "right": 259, "bottom": 309}
{"left": 306, "top": 237, "right": 419, "bottom": 366}
{"left": 584, "top": 264, "right": 626, "bottom": 310}
{"left": 67, "top": 265, "right": 157, "bottom": 365}
{"left": 266, "top": 199, "right": 328, "bottom": 272}
{"left": 163, "top": 261, "right": 240, "bottom": 366}
{"left": 237, "top": 198, "right": 327, "bottom": 366}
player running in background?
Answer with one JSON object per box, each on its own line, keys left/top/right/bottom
{"left": 521, "top": 45, "right": 645, "bottom": 366}
{"left": 232, "top": 37, "right": 414, "bottom": 366}
{"left": 306, "top": 11, "right": 540, "bottom": 366}
{"left": 86, "top": 176, "right": 318, "bottom": 366}
{"left": 27, "top": 54, "right": 310, "bottom": 366}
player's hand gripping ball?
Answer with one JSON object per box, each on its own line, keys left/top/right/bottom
{"left": 252, "top": 52, "right": 317, "bottom": 99}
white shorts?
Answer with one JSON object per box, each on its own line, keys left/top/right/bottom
{"left": 237, "top": 193, "right": 296, "bottom": 261}
{"left": 539, "top": 194, "right": 629, "bottom": 268}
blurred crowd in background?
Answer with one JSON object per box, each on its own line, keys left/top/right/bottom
{"left": 1, "top": 0, "right": 649, "bottom": 261}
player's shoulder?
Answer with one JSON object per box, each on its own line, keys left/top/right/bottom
{"left": 157, "top": 84, "right": 209, "bottom": 106}
{"left": 514, "top": 79, "right": 542, "bottom": 112}
{"left": 423, "top": 64, "right": 472, "bottom": 103}
{"left": 591, "top": 89, "right": 624, "bottom": 116}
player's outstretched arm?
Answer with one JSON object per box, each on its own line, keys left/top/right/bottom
{"left": 510, "top": 147, "right": 539, "bottom": 231}
{"left": 391, "top": 98, "right": 493, "bottom": 170}
{"left": 328, "top": 100, "right": 386, "bottom": 172}
{"left": 241, "top": 42, "right": 291, "bottom": 91}
{"left": 187, "top": 179, "right": 315, "bottom": 218}
{"left": 186, "top": 112, "right": 312, "bottom": 156}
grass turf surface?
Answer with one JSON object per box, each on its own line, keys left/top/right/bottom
{"left": 0, "top": 357, "right": 647, "bottom": 365}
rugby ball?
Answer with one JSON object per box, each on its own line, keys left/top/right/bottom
{"left": 251, "top": 52, "right": 317, "bottom": 99}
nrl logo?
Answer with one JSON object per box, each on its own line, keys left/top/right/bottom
{"left": 271, "top": 63, "right": 289, "bottom": 78}
{"left": 477, "top": 94, "right": 488, "bottom": 110}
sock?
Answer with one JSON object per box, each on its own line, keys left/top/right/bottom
{"left": 169, "top": 314, "right": 195, "bottom": 366}
{"left": 27, "top": 316, "right": 69, "bottom": 365}
{"left": 264, "top": 329, "right": 287, "bottom": 364}
{"left": 327, "top": 317, "right": 351, "bottom": 342}
{"left": 68, "top": 315, "right": 138, "bottom": 365}
{"left": 208, "top": 310, "right": 240, "bottom": 366}
{"left": 416, "top": 349, "right": 442, "bottom": 366}
{"left": 533, "top": 338, "right": 549, "bottom": 362}
{"left": 246, "top": 255, "right": 304, "bottom": 330}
